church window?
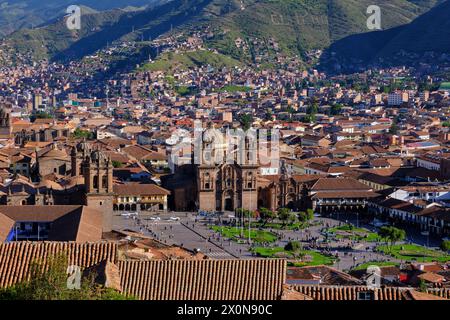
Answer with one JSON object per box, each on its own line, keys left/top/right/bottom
{"left": 205, "top": 183, "right": 210, "bottom": 189}
{"left": 93, "top": 176, "right": 99, "bottom": 189}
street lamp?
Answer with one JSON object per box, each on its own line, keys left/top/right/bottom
{"left": 356, "top": 212, "right": 359, "bottom": 229}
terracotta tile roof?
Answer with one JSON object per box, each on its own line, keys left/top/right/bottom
{"left": 291, "top": 285, "right": 407, "bottom": 300}
{"left": 0, "top": 242, "right": 117, "bottom": 288}
{"left": 0, "top": 206, "right": 103, "bottom": 242}
{"left": 122, "top": 145, "right": 153, "bottom": 160}
{"left": 311, "top": 191, "right": 379, "bottom": 199}
{"left": 113, "top": 183, "right": 170, "bottom": 196}
{"left": 404, "top": 290, "right": 449, "bottom": 300}
{"left": 0, "top": 213, "right": 14, "bottom": 242}
{"left": 49, "top": 207, "right": 103, "bottom": 243}
{"left": 118, "top": 259, "right": 286, "bottom": 300}
{"left": 311, "top": 178, "right": 372, "bottom": 191}
{"left": 417, "top": 272, "right": 445, "bottom": 283}
{"left": 427, "top": 288, "right": 450, "bottom": 299}
{"left": 281, "top": 285, "right": 314, "bottom": 300}
{"left": 287, "top": 266, "right": 363, "bottom": 286}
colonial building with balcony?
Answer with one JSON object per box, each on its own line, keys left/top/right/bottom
{"left": 113, "top": 183, "right": 170, "bottom": 212}
{"left": 308, "top": 178, "right": 379, "bottom": 213}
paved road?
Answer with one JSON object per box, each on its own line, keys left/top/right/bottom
{"left": 112, "top": 214, "right": 236, "bottom": 259}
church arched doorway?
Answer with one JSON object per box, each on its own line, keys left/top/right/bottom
{"left": 224, "top": 190, "right": 234, "bottom": 212}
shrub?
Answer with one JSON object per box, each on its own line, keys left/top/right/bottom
{"left": 441, "top": 240, "right": 450, "bottom": 252}
{"left": 285, "top": 241, "right": 302, "bottom": 252}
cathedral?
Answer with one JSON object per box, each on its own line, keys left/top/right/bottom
{"left": 162, "top": 123, "right": 368, "bottom": 214}
{"left": 163, "top": 123, "right": 259, "bottom": 212}
{"left": 0, "top": 141, "right": 115, "bottom": 232}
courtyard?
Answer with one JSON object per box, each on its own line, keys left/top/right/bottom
{"left": 111, "top": 210, "right": 450, "bottom": 271}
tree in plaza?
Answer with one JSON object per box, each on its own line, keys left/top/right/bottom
{"left": 287, "top": 212, "right": 298, "bottom": 225}
{"left": 259, "top": 207, "right": 277, "bottom": 227}
{"left": 441, "top": 240, "right": 450, "bottom": 252}
{"left": 378, "top": 226, "right": 406, "bottom": 251}
{"left": 285, "top": 241, "right": 302, "bottom": 252}
{"left": 236, "top": 208, "right": 254, "bottom": 219}
{"left": 284, "top": 241, "right": 304, "bottom": 259}
{"left": 277, "top": 208, "right": 296, "bottom": 227}
{"left": 298, "top": 209, "right": 314, "bottom": 223}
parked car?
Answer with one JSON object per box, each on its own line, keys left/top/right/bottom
{"left": 169, "top": 216, "right": 180, "bottom": 221}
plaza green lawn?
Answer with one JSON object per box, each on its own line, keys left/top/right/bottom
{"left": 326, "top": 225, "right": 380, "bottom": 242}
{"left": 250, "top": 221, "right": 308, "bottom": 231}
{"left": 351, "top": 261, "right": 399, "bottom": 271}
{"left": 252, "top": 247, "right": 335, "bottom": 267}
{"left": 210, "top": 226, "right": 277, "bottom": 243}
{"left": 377, "top": 244, "right": 450, "bottom": 263}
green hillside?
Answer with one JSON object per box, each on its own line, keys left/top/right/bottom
{"left": 0, "top": 0, "right": 158, "bottom": 37}
{"left": 3, "top": 0, "right": 443, "bottom": 64}
{"left": 138, "top": 49, "right": 241, "bottom": 72}
{"left": 202, "top": 0, "right": 441, "bottom": 58}
{"left": 6, "top": 8, "right": 126, "bottom": 61}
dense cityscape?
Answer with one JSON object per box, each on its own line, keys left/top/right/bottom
{"left": 0, "top": 0, "right": 450, "bottom": 305}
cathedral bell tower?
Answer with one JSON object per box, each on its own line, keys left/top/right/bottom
{"left": 0, "top": 107, "right": 12, "bottom": 137}
{"left": 83, "top": 149, "right": 114, "bottom": 232}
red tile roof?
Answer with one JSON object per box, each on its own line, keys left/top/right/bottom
{"left": 0, "top": 242, "right": 117, "bottom": 288}
{"left": 119, "top": 259, "right": 286, "bottom": 300}
{"left": 113, "top": 184, "right": 170, "bottom": 196}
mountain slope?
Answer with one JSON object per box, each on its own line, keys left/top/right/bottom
{"left": 202, "top": 0, "right": 442, "bottom": 57}
{"left": 319, "top": 0, "right": 450, "bottom": 73}
{"left": 3, "top": 0, "right": 443, "bottom": 64}
{"left": 0, "top": 0, "right": 160, "bottom": 37}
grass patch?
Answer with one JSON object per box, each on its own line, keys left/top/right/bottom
{"left": 377, "top": 244, "right": 450, "bottom": 263}
{"left": 252, "top": 247, "right": 334, "bottom": 267}
{"left": 138, "top": 50, "right": 241, "bottom": 73}
{"left": 210, "top": 226, "right": 277, "bottom": 243}
{"left": 351, "top": 261, "right": 399, "bottom": 271}
{"left": 250, "top": 221, "right": 308, "bottom": 231}
{"left": 326, "top": 225, "right": 380, "bottom": 242}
